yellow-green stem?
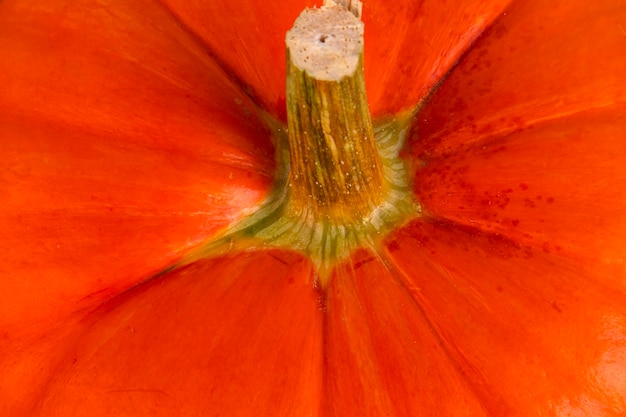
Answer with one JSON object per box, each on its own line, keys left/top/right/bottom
{"left": 285, "top": 2, "right": 384, "bottom": 222}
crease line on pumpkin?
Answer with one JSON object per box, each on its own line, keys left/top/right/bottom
{"left": 412, "top": 102, "right": 626, "bottom": 269}
{"left": 391, "top": 215, "right": 626, "bottom": 317}
{"left": 375, "top": 237, "right": 507, "bottom": 417}
{"left": 381, "top": 218, "right": 626, "bottom": 415}
{"left": 404, "top": 0, "right": 516, "bottom": 123}
{"left": 321, "top": 252, "right": 401, "bottom": 413}
{"left": 153, "top": 0, "right": 281, "bottom": 124}
{"left": 429, "top": 214, "right": 626, "bottom": 302}
{"left": 418, "top": 99, "right": 626, "bottom": 161}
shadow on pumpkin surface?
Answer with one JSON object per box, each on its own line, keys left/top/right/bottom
{"left": 1, "top": 0, "right": 626, "bottom": 415}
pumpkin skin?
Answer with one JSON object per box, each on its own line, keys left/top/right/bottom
{"left": 1, "top": 0, "right": 626, "bottom": 416}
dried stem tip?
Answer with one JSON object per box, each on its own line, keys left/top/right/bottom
{"left": 286, "top": 3, "right": 364, "bottom": 81}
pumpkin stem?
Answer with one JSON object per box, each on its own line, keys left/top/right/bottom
{"left": 285, "top": 0, "right": 384, "bottom": 223}
{"left": 176, "top": 1, "right": 418, "bottom": 281}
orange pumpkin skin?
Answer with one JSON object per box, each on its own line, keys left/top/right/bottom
{"left": 1, "top": 0, "right": 626, "bottom": 416}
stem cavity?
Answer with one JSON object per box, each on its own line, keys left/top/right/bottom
{"left": 180, "top": 1, "right": 418, "bottom": 281}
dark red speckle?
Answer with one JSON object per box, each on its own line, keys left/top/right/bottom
{"left": 353, "top": 256, "right": 376, "bottom": 270}
{"left": 523, "top": 198, "right": 536, "bottom": 208}
{"left": 386, "top": 240, "right": 400, "bottom": 252}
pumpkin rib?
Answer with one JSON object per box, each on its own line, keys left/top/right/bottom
{"left": 22, "top": 250, "right": 324, "bottom": 416}
{"left": 153, "top": 0, "right": 277, "bottom": 124}
{"left": 0, "top": 0, "right": 274, "bottom": 154}
{"left": 413, "top": 102, "right": 626, "bottom": 297}
{"left": 2, "top": 109, "right": 274, "bottom": 180}
{"left": 323, "top": 248, "right": 490, "bottom": 417}
{"left": 412, "top": 99, "right": 626, "bottom": 163}
{"left": 372, "top": 0, "right": 516, "bottom": 117}
{"left": 371, "top": 245, "right": 500, "bottom": 417}
{"left": 383, "top": 219, "right": 626, "bottom": 416}
{"left": 377, "top": 223, "right": 526, "bottom": 417}
{"left": 0, "top": 111, "right": 273, "bottom": 329}
{"left": 361, "top": 0, "right": 512, "bottom": 116}
{"left": 390, "top": 215, "right": 626, "bottom": 318}
{"left": 412, "top": 0, "right": 626, "bottom": 160}
{"left": 0, "top": 0, "right": 279, "bottom": 329}
{"left": 155, "top": 0, "right": 317, "bottom": 121}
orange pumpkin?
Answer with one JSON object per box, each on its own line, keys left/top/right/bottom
{"left": 1, "top": 0, "right": 626, "bottom": 415}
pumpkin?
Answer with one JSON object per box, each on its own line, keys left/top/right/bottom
{"left": 1, "top": 0, "right": 626, "bottom": 415}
